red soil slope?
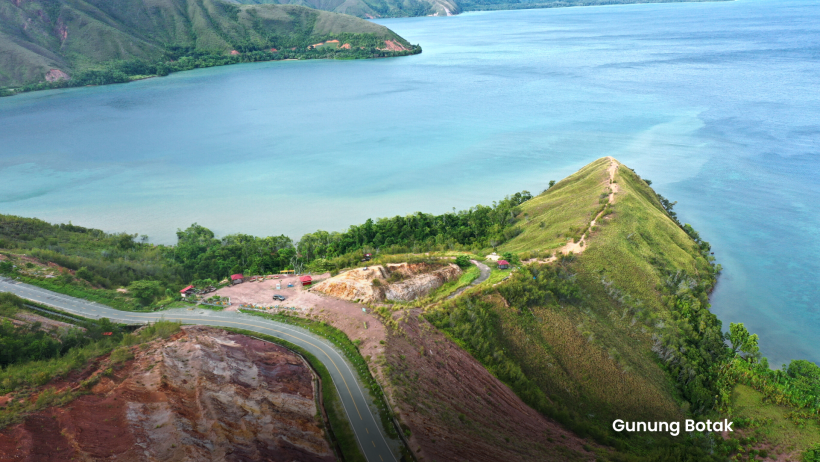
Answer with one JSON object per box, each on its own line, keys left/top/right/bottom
{"left": 0, "top": 326, "right": 334, "bottom": 462}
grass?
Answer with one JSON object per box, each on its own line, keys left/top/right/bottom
{"left": 13, "top": 273, "right": 143, "bottom": 311}
{"left": 499, "top": 157, "right": 611, "bottom": 254}
{"left": 386, "top": 264, "right": 480, "bottom": 308}
{"left": 728, "top": 384, "right": 820, "bottom": 460}
{"left": 425, "top": 264, "right": 480, "bottom": 302}
{"left": 225, "top": 327, "right": 366, "bottom": 462}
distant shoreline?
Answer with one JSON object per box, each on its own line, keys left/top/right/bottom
{"left": 0, "top": 47, "right": 421, "bottom": 99}
{"left": 456, "top": 0, "right": 735, "bottom": 14}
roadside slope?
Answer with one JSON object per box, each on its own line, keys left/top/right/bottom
{"left": 0, "top": 326, "right": 336, "bottom": 461}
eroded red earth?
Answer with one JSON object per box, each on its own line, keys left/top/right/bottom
{"left": 0, "top": 327, "right": 334, "bottom": 462}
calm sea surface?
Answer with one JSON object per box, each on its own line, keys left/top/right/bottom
{"left": 0, "top": 0, "right": 818, "bottom": 365}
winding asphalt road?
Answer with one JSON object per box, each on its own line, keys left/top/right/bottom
{"left": 0, "top": 277, "right": 397, "bottom": 462}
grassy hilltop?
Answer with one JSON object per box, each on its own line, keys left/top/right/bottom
{"left": 1, "top": 158, "right": 819, "bottom": 460}
{"left": 0, "top": 0, "right": 419, "bottom": 93}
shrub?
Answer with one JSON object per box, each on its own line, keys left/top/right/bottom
{"left": 804, "top": 443, "right": 820, "bottom": 462}
{"left": 110, "top": 347, "right": 134, "bottom": 364}
{"left": 75, "top": 267, "right": 93, "bottom": 282}
{"left": 454, "top": 255, "right": 471, "bottom": 268}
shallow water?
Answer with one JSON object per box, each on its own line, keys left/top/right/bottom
{"left": 0, "top": 0, "right": 818, "bottom": 365}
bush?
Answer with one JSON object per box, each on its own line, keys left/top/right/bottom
{"left": 75, "top": 267, "right": 93, "bottom": 282}
{"left": 110, "top": 346, "right": 134, "bottom": 364}
{"left": 127, "top": 280, "right": 163, "bottom": 305}
{"left": 804, "top": 443, "right": 820, "bottom": 462}
{"left": 371, "top": 278, "right": 381, "bottom": 287}
{"left": 455, "top": 255, "right": 472, "bottom": 268}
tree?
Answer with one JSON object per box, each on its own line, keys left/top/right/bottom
{"left": 548, "top": 180, "right": 556, "bottom": 189}
{"left": 787, "top": 359, "right": 820, "bottom": 380}
{"left": 728, "top": 323, "right": 760, "bottom": 362}
{"left": 75, "top": 267, "right": 93, "bottom": 282}
{"left": 127, "top": 280, "right": 163, "bottom": 305}
{"left": 502, "top": 252, "right": 519, "bottom": 265}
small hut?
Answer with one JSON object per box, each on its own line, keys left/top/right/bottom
{"left": 300, "top": 275, "right": 313, "bottom": 286}
{"left": 180, "top": 285, "right": 195, "bottom": 297}
{"left": 231, "top": 274, "right": 245, "bottom": 284}
{"left": 497, "top": 260, "right": 510, "bottom": 270}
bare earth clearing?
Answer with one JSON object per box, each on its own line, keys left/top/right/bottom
{"left": 212, "top": 275, "right": 389, "bottom": 364}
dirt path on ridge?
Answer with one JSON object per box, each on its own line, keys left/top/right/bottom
{"left": 544, "top": 156, "right": 619, "bottom": 261}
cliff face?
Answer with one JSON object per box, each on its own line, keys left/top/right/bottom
{"left": 0, "top": 326, "right": 335, "bottom": 462}
{"left": 311, "top": 262, "right": 461, "bottom": 303}
{"left": 384, "top": 264, "right": 461, "bottom": 301}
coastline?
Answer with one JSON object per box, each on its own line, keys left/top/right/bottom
{"left": 0, "top": 46, "right": 422, "bottom": 99}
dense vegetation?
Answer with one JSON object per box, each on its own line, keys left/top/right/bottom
{"left": 0, "top": 293, "right": 121, "bottom": 368}
{"left": 0, "top": 189, "right": 533, "bottom": 306}
{"left": 297, "top": 191, "right": 532, "bottom": 265}
{"left": 2, "top": 39, "right": 421, "bottom": 97}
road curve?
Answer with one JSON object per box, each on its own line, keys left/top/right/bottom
{"left": 0, "top": 277, "right": 397, "bottom": 462}
{"left": 447, "top": 260, "right": 491, "bottom": 300}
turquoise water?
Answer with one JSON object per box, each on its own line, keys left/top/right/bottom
{"left": 0, "top": 0, "right": 818, "bottom": 365}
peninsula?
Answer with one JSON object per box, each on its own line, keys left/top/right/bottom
{"left": 1, "top": 158, "right": 818, "bottom": 461}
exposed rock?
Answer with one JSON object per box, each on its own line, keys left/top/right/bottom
{"left": 44, "top": 69, "right": 69, "bottom": 82}
{"left": 311, "top": 262, "right": 461, "bottom": 303}
{"left": 0, "top": 326, "right": 335, "bottom": 462}
{"left": 384, "top": 264, "right": 461, "bottom": 301}
{"left": 378, "top": 40, "right": 409, "bottom": 51}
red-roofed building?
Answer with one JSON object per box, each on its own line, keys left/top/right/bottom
{"left": 498, "top": 260, "right": 510, "bottom": 269}
{"left": 231, "top": 274, "right": 244, "bottom": 284}
{"left": 300, "top": 275, "right": 312, "bottom": 286}
{"left": 180, "top": 285, "right": 195, "bottom": 296}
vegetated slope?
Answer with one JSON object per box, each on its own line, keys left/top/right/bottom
{"left": 377, "top": 314, "right": 595, "bottom": 461}
{"left": 425, "top": 158, "right": 728, "bottom": 459}
{"left": 0, "top": 324, "right": 335, "bottom": 461}
{"left": 0, "top": 0, "right": 416, "bottom": 89}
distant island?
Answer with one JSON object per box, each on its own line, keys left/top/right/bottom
{"left": 0, "top": 0, "right": 421, "bottom": 96}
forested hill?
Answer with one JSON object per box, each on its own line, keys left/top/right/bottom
{"left": 0, "top": 0, "right": 418, "bottom": 92}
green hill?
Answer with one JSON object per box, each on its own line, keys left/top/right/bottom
{"left": 0, "top": 0, "right": 419, "bottom": 92}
